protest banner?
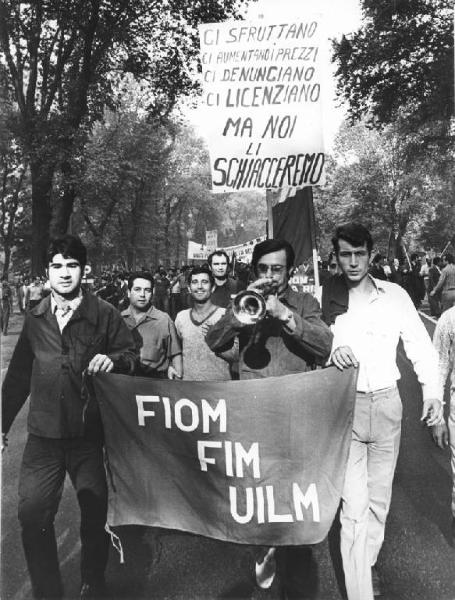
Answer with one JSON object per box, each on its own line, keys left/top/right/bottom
{"left": 206, "top": 230, "right": 218, "bottom": 253}
{"left": 199, "top": 16, "right": 326, "bottom": 193}
{"left": 93, "top": 367, "right": 356, "bottom": 546}
{"left": 223, "top": 235, "right": 266, "bottom": 262}
{"left": 188, "top": 236, "right": 266, "bottom": 263}
{"left": 187, "top": 240, "right": 208, "bottom": 261}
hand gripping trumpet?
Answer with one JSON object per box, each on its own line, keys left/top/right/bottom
{"left": 232, "top": 280, "right": 276, "bottom": 325}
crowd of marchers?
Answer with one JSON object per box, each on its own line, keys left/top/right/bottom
{"left": 1, "top": 229, "right": 455, "bottom": 600}
{"left": 3, "top": 245, "right": 452, "bottom": 338}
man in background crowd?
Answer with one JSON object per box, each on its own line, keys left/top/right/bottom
{"left": 369, "top": 253, "right": 388, "bottom": 281}
{"left": 27, "top": 275, "right": 45, "bottom": 309}
{"left": 169, "top": 268, "right": 181, "bottom": 320}
{"left": 17, "top": 276, "right": 29, "bottom": 313}
{"left": 428, "top": 256, "right": 442, "bottom": 318}
{"left": 178, "top": 266, "right": 191, "bottom": 310}
{"left": 122, "top": 271, "right": 182, "bottom": 379}
{"left": 152, "top": 268, "right": 170, "bottom": 314}
{"left": 431, "top": 253, "right": 455, "bottom": 313}
{"left": 403, "top": 253, "right": 425, "bottom": 308}
{"left": 1, "top": 276, "right": 13, "bottom": 335}
{"left": 208, "top": 250, "right": 245, "bottom": 308}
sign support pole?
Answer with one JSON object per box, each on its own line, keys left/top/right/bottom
{"left": 308, "top": 188, "right": 320, "bottom": 289}
{"left": 266, "top": 189, "right": 274, "bottom": 239}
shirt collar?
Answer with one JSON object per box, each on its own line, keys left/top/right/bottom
{"left": 122, "top": 304, "right": 157, "bottom": 321}
{"left": 51, "top": 290, "right": 83, "bottom": 314}
{"left": 367, "top": 274, "right": 387, "bottom": 298}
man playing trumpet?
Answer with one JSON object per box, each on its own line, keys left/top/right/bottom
{"left": 205, "top": 238, "right": 332, "bottom": 597}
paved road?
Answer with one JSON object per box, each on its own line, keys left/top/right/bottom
{"left": 1, "top": 311, "right": 454, "bottom": 600}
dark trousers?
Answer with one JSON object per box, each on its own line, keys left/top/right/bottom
{"left": 429, "top": 292, "right": 441, "bottom": 317}
{"left": 170, "top": 293, "right": 181, "bottom": 320}
{"left": 1, "top": 299, "right": 11, "bottom": 333}
{"left": 18, "top": 435, "right": 109, "bottom": 598}
{"left": 153, "top": 294, "right": 170, "bottom": 314}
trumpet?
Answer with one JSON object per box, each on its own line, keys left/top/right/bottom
{"left": 232, "top": 281, "right": 277, "bottom": 325}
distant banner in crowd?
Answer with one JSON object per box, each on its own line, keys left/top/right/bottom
{"left": 93, "top": 368, "right": 356, "bottom": 546}
{"left": 187, "top": 240, "right": 208, "bottom": 261}
{"left": 187, "top": 236, "right": 266, "bottom": 262}
{"left": 223, "top": 235, "right": 266, "bottom": 262}
{"left": 198, "top": 16, "right": 327, "bottom": 193}
{"left": 206, "top": 230, "right": 218, "bottom": 253}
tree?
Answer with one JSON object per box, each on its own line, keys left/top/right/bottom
{"left": 0, "top": 69, "right": 31, "bottom": 277}
{"left": 75, "top": 77, "right": 222, "bottom": 270}
{"left": 315, "top": 119, "right": 453, "bottom": 258}
{"left": 332, "top": 0, "right": 454, "bottom": 128}
{"left": 0, "top": 0, "right": 247, "bottom": 273}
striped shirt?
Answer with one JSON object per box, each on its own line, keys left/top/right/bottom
{"left": 433, "top": 306, "right": 455, "bottom": 401}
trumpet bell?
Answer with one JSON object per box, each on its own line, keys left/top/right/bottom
{"left": 233, "top": 290, "right": 266, "bottom": 324}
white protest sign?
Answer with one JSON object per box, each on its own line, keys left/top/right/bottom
{"left": 199, "top": 16, "right": 326, "bottom": 193}
{"left": 206, "top": 230, "right": 218, "bottom": 253}
{"left": 187, "top": 236, "right": 266, "bottom": 263}
{"left": 187, "top": 240, "right": 208, "bottom": 261}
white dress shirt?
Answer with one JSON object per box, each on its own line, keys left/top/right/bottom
{"left": 331, "top": 277, "right": 439, "bottom": 399}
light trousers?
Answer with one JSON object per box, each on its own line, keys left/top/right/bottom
{"left": 340, "top": 387, "right": 402, "bottom": 600}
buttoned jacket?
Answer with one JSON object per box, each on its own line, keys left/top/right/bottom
{"left": 2, "top": 293, "right": 137, "bottom": 438}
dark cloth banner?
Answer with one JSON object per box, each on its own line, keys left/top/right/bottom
{"left": 93, "top": 367, "right": 356, "bottom": 546}
{"left": 272, "top": 187, "right": 314, "bottom": 265}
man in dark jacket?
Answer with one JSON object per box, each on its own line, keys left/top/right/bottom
{"left": 2, "top": 234, "right": 137, "bottom": 600}
{"left": 206, "top": 239, "right": 333, "bottom": 597}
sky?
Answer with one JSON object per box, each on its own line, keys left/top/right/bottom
{"left": 188, "top": 0, "right": 362, "bottom": 151}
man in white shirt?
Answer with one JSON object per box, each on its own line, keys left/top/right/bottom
{"left": 324, "top": 223, "right": 443, "bottom": 600}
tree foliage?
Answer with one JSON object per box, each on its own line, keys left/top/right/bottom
{"left": 332, "top": 0, "right": 454, "bottom": 127}
{"left": 0, "top": 0, "right": 248, "bottom": 273}
{"left": 315, "top": 118, "right": 454, "bottom": 258}
{"left": 0, "top": 69, "right": 31, "bottom": 276}
{"left": 71, "top": 78, "right": 214, "bottom": 270}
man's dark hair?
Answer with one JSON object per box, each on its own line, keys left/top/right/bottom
{"left": 444, "top": 253, "right": 454, "bottom": 264}
{"left": 127, "top": 271, "right": 154, "bottom": 291}
{"left": 332, "top": 223, "right": 373, "bottom": 254}
{"left": 47, "top": 234, "right": 87, "bottom": 268}
{"left": 251, "top": 239, "right": 295, "bottom": 275}
{"left": 187, "top": 265, "right": 215, "bottom": 286}
{"left": 410, "top": 253, "right": 419, "bottom": 262}
{"left": 373, "top": 253, "right": 384, "bottom": 264}
{"left": 433, "top": 256, "right": 441, "bottom": 266}
{"left": 208, "top": 250, "right": 230, "bottom": 268}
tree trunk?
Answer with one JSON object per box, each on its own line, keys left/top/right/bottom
{"left": 2, "top": 245, "right": 11, "bottom": 278}
{"left": 175, "top": 206, "right": 183, "bottom": 265}
{"left": 163, "top": 202, "right": 172, "bottom": 268}
{"left": 51, "top": 161, "right": 76, "bottom": 235}
{"left": 31, "top": 160, "right": 54, "bottom": 275}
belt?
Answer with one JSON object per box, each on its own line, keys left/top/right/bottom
{"left": 357, "top": 385, "right": 397, "bottom": 395}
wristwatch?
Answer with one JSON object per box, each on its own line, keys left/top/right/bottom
{"left": 283, "top": 310, "right": 293, "bottom": 324}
